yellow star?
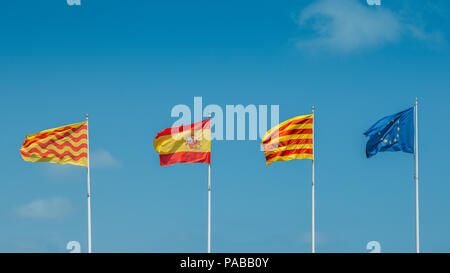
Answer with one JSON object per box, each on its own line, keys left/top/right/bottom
{"left": 384, "top": 139, "right": 387, "bottom": 143}
{"left": 397, "top": 127, "right": 400, "bottom": 131}
{"left": 394, "top": 139, "right": 397, "bottom": 143}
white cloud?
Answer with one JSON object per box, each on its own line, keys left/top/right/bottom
{"left": 91, "top": 149, "right": 122, "bottom": 168}
{"left": 297, "top": 0, "right": 440, "bottom": 52}
{"left": 14, "top": 198, "right": 74, "bottom": 219}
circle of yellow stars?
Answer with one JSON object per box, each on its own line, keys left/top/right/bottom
{"left": 378, "top": 120, "right": 400, "bottom": 145}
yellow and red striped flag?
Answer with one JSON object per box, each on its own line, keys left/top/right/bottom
{"left": 20, "top": 122, "right": 88, "bottom": 167}
{"left": 261, "top": 114, "right": 313, "bottom": 165}
{"left": 153, "top": 119, "right": 211, "bottom": 166}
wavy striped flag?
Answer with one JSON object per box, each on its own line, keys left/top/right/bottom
{"left": 20, "top": 121, "right": 88, "bottom": 167}
{"left": 261, "top": 114, "right": 313, "bottom": 165}
{"left": 153, "top": 119, "right": 211, "bottom": 166}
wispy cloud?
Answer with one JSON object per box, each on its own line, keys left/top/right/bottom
{"left": 297, "top": 0, "right": 441, "bottom": 52}
{"left": 91, "top": 149, "right": 122, "bottom": 168}
{"left": 14, "top": 198, "right": 74, "bottom": 219}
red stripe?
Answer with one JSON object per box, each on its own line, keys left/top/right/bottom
{"left": 23, "top": 125, "right": 87, "bottom": 148}
{"left": 25, "top": 125, "right": 87, "bottom": 142}
{"left": 20, "top": 148, "right": 87, "bottom": 161}
{"left": 278, "top": 128, "right": 313, "bottom": 137}
{"left": 278, "top": 118, "right": 312, "bottom": 132}
{"left": 29, "top": 141, "right": 88, "bottom": 152}
{"left": 263, "top": 129, "right": 313, "bottom": 144}
{"left": 159, "top": 151, "right": 210, "bottom": 166}
{"left": 155, "top": 119, "right": 210, "bottom": 140}
{"left": 265, "top": 149, "right": 313, "bottom": 161}
{"left": 23, "top": 133, "right": 87, "bottom": 148}
{"left": 263, "top": 119, "right": 313, "bottom": 144}
{"left": 263, "top": 138, "right": 313, "bottom": 151}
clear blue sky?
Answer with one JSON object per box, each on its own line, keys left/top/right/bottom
{"left": 0, "top": 0, "right": 449, "bottom": 253}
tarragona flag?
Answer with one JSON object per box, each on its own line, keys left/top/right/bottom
{"left": 153, "top": 119, "right": 211, "bottom": 166}
{"left": 20, "top": 122, "right": 88, "bottom": 167}
{"left": 262, "top": 114, "right": 313, "bottom": 165}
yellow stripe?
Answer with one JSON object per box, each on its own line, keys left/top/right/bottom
{"left": 154, "top": 129, "right": 211, "bottom": 154}
{"left": 264, "top": 134, "right": 313, "bottom": 146}
{"left": 26, "top": 129, "right": 87, "bottom": 142}
{"left": 22, "top": 156, "right": 87, "bottom": 167}
{"left": 263, "top": 123, "right": 313, "bottom": 143}
{"left": 153, "top": 129, "right": 211, "bottom": 148}
{"left": 264, "top": 144, "right": 314, "bottom": 154}
{"left": 21, "top": 145, "right": 88, "bottom": 156}
{"left": 26, "top": 122, "right": 87, "bottom": 137}
{"left": 266, "top": 153, "right": 313, "bottom": 165}
{"left": 262, "top": 114, "right": 313, "bottom": 142}
{"left": 280, "top": 123, "right": 313, "bottom": 131}
{"left": 21, "top": 139, "right": 88, "bottom": 152}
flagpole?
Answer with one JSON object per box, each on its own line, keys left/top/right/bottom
{"left": 208, "top": 162, "right": 211, "bottom": 253}
{"left": 312, "top": 106, "right": 315, "bottom": 253}
{"left": 86, "top": 114, "right": 92, "bottom": 253}
{"left": 207, "top": 114, "right": 211, "bottom": 253}
{"left": 414, "top": 98, "right": 420, "bottom": 253}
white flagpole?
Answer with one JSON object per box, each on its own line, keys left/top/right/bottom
{"left": 86, "top": 114, "right": 92, "bottom": 253}
{"left": 414, "top": 98, "right": 420, "bottom": 253}
{"left": 208, "top": 162, "right": 211, "bottom": 253}
{"left": 312, "top": 106, "right": 315, "bottom": 253}
{"left": 207, "top": 114, "right": 212, "bottom": 253}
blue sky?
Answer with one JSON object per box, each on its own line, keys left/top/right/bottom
{"left": 0, "top": 0, "right": 449, "bottom": 253}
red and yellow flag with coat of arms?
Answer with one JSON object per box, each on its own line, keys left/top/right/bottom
{"left": 153, "top": 119, "right": 211, "bottom": 166}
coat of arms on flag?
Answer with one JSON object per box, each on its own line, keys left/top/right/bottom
{"left": 153, "top": 119, "right": 211, "bottom": 166}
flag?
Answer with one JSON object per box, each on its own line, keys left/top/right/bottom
{"left": 20, "top": 121, "right": 88, "bottom": 167}
{"left": 262, "top": 114, "right": 313, "bottom": 165}
{"left": 364, "top": 107, "right": 414, "bottom": 158}
{"left": 153, "top": 119, "right": 211, "bottom": 166}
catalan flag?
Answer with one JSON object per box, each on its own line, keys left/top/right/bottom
{"left": 153, "top": 119, "right": 211, "bottom": 166}
{"left": 20, "top": 121, "right": 88, "bottom": 167}
{"left": 262, "top": 114, "right": 313, "bottom": 165}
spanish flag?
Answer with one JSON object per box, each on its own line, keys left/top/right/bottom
{"left": 153, "top": 119, "right": 211, "bottom": 166}
{"left": 262, "top": 114, "right": 313, "bottom": 165}
{"left": 20, "top": 121, "right": 88, "bottom": 167}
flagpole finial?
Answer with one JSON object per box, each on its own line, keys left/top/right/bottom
{"left": 86, "top": 114, "right": 89, "bottom": 120}
{"left": 415, "top": 97, "right": 418, "bottom": 104}
{"left": 312, "top": 106, "right": 315, "bottom": 113}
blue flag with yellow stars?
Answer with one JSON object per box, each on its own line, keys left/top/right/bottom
{"left": 364, "top": 107, "right": 414, "bottom": 158}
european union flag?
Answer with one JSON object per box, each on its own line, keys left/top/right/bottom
{"left": 364, "top": 107, "right": 414, "bottom": 158}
